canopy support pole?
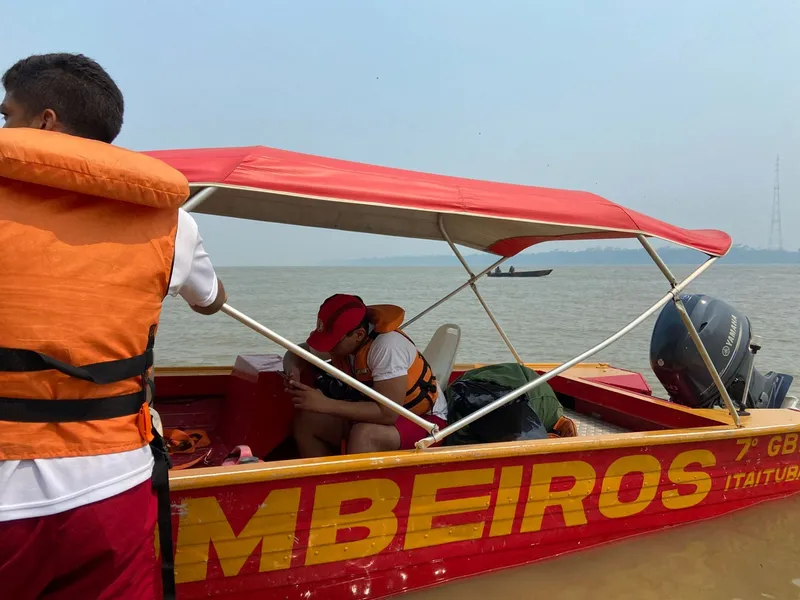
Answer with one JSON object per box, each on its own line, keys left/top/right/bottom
{"left": 416, "top": 255, "right": 721, "bottom": 449}
{"left": 438, "top": 215, "right": 523, "bottom": 364}
{"left": 219, "top": 303, "right": 438, "bottom": 434}
{"left": 400, "top": 256, "right": 509, "bottom": 330}
{"left": 636, "top": 236, "right": 742, "bottom": 427}
{"left": 182, "top": 187, "right": 217, "bottom": 212}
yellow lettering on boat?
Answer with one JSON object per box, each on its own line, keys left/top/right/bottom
{"left": 767, "top": 435, "right": 782, "bottom": 457}
{"left": 521, "top": 460, "right": 595, "bottom": 532}
{"left": 598, "top": 455, "right": 661, "bottom": 519}
{"left": 724, "top": 461, "right": 800, "bottom": 490}
{"left": 174, "top": 488, "right": 301, "bottom": 584}
{"left": 762, "top": 468, "right": 775, "bottom": 484}
{"left": 405, "top": 468, "right": 495, "bottom": 550}
{"left": 766, "top": 434, "right": 799, "bottom": 457}
{"left": 735, "top": 438, "right": 754, "bottom": 461}
{"left": 489, "top": 466, "right": 523, "bottom": 537}
{"left": 662, "top": 450, "right": 716, "bottom": 510}
{"left": 782, "top": 433, "right": 798, "bottom": 455}
{"left": 306, "top": 479, "right": 400, "bottom": 566}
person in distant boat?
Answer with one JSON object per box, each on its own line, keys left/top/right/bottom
{"left": 0, "top": 53, "right": 225, "bottom": 600}
{"left": 509, "top": 265, "right": 515, "bottom": 273}
{"left": 494, "top": 266, "right": 501, "bottom": 274}
{"left": 283, "top": 294, "right": 448, "bottom": 456}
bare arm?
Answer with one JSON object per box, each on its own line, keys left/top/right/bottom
{"left": 283, "top": 342, "right": 330, "bottom": 374}
{"left": 288, "top": 375, "right": 405, "bottom": 426}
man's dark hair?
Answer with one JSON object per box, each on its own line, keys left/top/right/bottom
{"left": 2, "top": 53, "right": 124, "bottom": 143}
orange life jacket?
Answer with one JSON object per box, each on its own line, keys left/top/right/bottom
{"left": 0, "top": 128, "right": 189, "bottom": 461}
{"left": 332, "top": 304, "right": 439, "bottom": 416}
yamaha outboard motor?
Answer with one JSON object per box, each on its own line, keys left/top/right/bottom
{"left": 650, "top": 293, "right": 793, "bottom": 410}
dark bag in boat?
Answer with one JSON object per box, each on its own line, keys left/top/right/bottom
{"left": 443, "top": 378, "right": 548, "bottom": 446}
{"left": 315, "top": 371, "right": 367, "bottom": 402}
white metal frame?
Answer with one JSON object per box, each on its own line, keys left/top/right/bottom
{"left": 436, "top": 215, "right": 523, "bottom": 363}
{"left": 182, "top": 187, "right": 217, "bottom": 212}
{"left": 184, "top": 185, "right": 744, "bottom": 453}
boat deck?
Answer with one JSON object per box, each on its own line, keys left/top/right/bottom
{"left": 562, "top": 407, "right": 629, "bottom": 436}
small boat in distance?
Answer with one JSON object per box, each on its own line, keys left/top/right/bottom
{"left": 487, "top": 266, "right": 553, "bottom": 278}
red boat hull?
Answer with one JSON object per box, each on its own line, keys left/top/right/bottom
{"left": 151, "top": 359, "right": 800, "bottom": 599}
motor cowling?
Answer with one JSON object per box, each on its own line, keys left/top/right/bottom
{"left": 649, "top": 293, "right": 793, "bottom": 410}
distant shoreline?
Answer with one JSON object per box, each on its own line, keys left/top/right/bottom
{"left": 316, "top": 246, "right": 799, "bottom": 267}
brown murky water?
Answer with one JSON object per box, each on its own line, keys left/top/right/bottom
{"left": 403, "top": 494, "right": 800, "bottom": 600}
{"left": 157, "top": 265, "right": 800, "bottom": 398}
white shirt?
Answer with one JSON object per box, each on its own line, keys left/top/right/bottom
{"left": 362, "top": 331, "right": 448, "bottom": 421}
{"left": 0, "top": 209, "right": 219, "bottom": 522}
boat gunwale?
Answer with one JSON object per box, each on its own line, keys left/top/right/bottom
{"left": 167, "top": 405, "right": 800, "bottom": 491}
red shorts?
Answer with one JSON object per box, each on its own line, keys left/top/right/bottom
{"left": 395, "top": 414, "right": 448, "bottom": 449}
{"left": 0, "top": 480, "right": 157, "bottom": 600}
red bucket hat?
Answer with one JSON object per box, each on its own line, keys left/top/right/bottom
{"left": 306, "top": 294, "right": 368, "bottom": 353}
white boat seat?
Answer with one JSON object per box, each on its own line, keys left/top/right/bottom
{"left": 422, "top": 323, "right": 461, "bottom": 387}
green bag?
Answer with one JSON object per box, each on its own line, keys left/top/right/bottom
{"left": 445, "top": 363, "right": 563, "bottom": 431}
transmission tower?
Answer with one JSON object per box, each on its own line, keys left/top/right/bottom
{"left": 769, "top": 154, "right": 783, "bottom": 251}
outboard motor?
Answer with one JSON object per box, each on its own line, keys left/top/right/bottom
{"left": 650, "top": 293, "right": 793, "bottom": 410}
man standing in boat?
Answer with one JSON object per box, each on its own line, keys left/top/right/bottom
{"left": 0, "top": 53, "right": 225, "bottom": 599}
{"left": 284, "top": 294, "right": 448, "bottom": 456}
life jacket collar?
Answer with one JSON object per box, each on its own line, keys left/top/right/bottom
{"left": 0, "top": 128, "right": 189, "bottom": 209}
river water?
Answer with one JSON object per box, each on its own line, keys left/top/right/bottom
{"left": 156, "top": 264, "right": 800, "bottom": 599}
{"left": 156, "top": 265, "right": 799, "bottom": 397}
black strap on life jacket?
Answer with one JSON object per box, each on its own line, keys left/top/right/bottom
{"left": 0, "top": 391, "right": 145, "bottom": 422}
{"left": 0, "top": 347, "right": 153, "bottom": 385}
{"left": 150, "top": 426, "right": 176, "bottom": 600}
{"left": 0, "top": 324, "right": 156, "bottom": 418}
{"left": 0, "top": 326, "right": 177, "bottom": 600}
{"left": 404, "top": 353, "right": 438, "bottom": 413}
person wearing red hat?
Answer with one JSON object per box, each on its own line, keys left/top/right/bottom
{"left": 284, "top": 294, "right": 448, "bottom": 456}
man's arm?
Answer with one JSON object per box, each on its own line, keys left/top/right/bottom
{"left": 169, "top": 209, "right": 225, "bottom": 314}
{"left": 189, "top": 278, "right": 226, "bottom": 315}
{"left": 287, "top": 375, "right": 405, "bottom": 425}
{"left": 283, "top": 342, "right": 330, "bottom": 374}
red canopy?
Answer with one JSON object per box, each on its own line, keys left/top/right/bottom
{"left": 144, "top": 145, "right": 732, "bottom": 257}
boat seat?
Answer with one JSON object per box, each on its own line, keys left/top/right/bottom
{"left": 422, "top": 323, "right": 461, "bottom": 386}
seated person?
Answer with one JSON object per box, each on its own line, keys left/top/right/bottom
{"left": 283, "top": 294, "right": 448, "bottom": 457}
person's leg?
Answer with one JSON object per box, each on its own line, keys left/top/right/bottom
{"left": 347, "top": 415, "right": 449, "bottom": 454}
{"left": 293, "top": 410, "right": 349, "bottom": 458}
{"left": 347, "top": 422, "right": 401, "bottom": 454}
{"left": 393, "top": 415, "right": 448, "bottom": 450}
{"left": 43, "top": 480, "right": 157, "bottom": 600}
{"left": 0, "top": 514, "right": 55, "bottom": 600}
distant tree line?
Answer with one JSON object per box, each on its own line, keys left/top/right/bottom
{"left": 329, "top": 245, "right": 800, "bottom": 267}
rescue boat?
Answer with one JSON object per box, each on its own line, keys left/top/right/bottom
{"left": 144, "top": 144, "right": 800, "bottom": 599}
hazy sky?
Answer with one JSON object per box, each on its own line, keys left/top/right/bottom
{"left": 3, "top": 1, "right": 798, "bottom": 265}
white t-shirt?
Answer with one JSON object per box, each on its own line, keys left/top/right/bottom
{"left": 360, "top": 331, "right": 448, "bottom": 421}
{"left": 0, "top": 209, "right": 219, "bottom": 523}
